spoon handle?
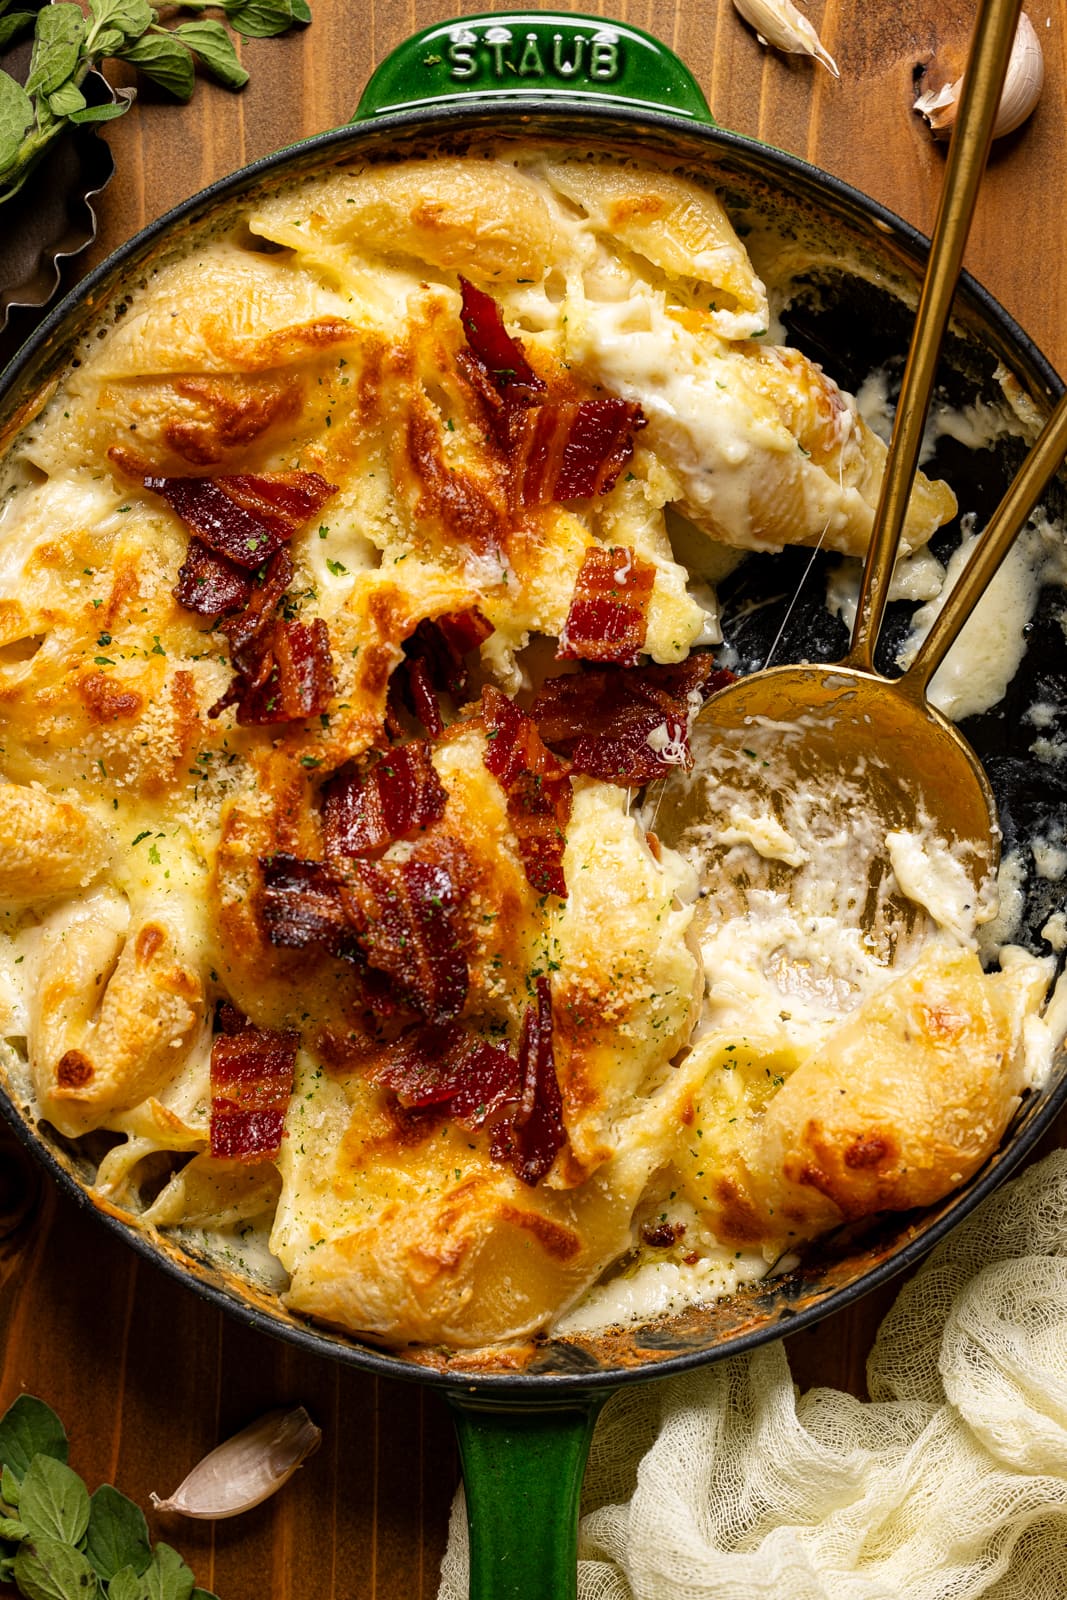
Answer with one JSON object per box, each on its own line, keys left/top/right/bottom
{"left": 902, "top": 388, "right": 1067, "bottom": 698}
{"left": 848, "top": 0, "right": 1024, "bottom": 675}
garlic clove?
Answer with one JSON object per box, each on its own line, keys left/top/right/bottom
{"left": 912, "top": 81, "right": 959, "bottom": 134}
{"left": 914, "top": 11, "right": 1044, "bottom": 141}
{"left": 150, "top": 1406, "right": 321, "bottom": 1519}
{"left": 732, "top": 0, "right": 840, "bottom": 78}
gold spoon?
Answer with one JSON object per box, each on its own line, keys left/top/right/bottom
{"left": 656, "top": 0, "right": 1067, "bottom": 940}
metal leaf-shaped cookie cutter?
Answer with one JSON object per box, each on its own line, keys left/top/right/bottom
{"left": 0, "top": 20, "right": 119, "bottom": 340}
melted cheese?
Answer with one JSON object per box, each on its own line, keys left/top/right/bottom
{"left": 886, "top": 829, "right": 986, "bottom": 946}
{"left": 899, "top": 521, "right": 1049, "bottom": 720}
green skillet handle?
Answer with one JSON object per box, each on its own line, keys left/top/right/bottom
{"left": 446, "top": 1392, "right": 609, "bottom": 1600}
{"left": 353, "top": 12, "right": 714, "bottom": 125}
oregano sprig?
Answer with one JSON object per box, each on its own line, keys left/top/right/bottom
{"left": 0, "top": 1395, "right": 219, "bottom": 1600}
{"left": 0, "top": 0, "right": 309, "bottom": 206}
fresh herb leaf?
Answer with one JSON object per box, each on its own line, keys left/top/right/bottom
{"left": 0, "top": 1398, "right": 68, "bottom": 1481}
{"left": 113, "top": 32, "right": 194, "bottom": 99}
{"left": 0, "top": 1402, "right": 216, "bottom": 1598}
{"left": 18, "top": 1456, "right": 91, "bottom": 1546}
{"left": 25, "top": 3, "right": 86, "bottom": 96}
{"left": 0, "top": 71, "right": 34, "bottom": 174}
{"left": 12, "top": 1534, "right": 99, "bottom": 1600}
{"left": 222, "top": 0, "right": 294, "bottom": 39}
{"left": 172, "top": 21, "right": 247, "bottom": 89}
{"left": 47, "top": 80, "right": 86, "bottom": 116}
{"left": 139, "top": 1542, "right": 196, "bottom": 1600}
{"left": 108, "top": 1568, "right": 145, "bottom": 1600}
{"left": 90, "top": 26, "right": 126, "bottom": 53}
{"left": 1, "top": 0, "right": 309, "bottom": 205}
{"left": 68, "top": 94, "right": 135, "bottom": 123}
{"left": 0, "top": 12, "right": 34, "bottom": 49}
{"left": 87, "top": 0, "right": 154, "bottom": 42}
{"left": 84, "top": 1485, "right": 151, "bottom": 1582}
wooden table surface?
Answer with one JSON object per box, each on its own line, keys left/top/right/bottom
{"left": 2, "top": 3, "right": 1066, "bottom": 1596}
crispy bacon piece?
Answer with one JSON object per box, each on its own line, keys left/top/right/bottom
{"left": 339, "top": 857, "right": 468, "bottom": 1022}
{"left": 388, "top": 607, "right": 495, "bottom": 740}
{"left": 260, "top": 853, "right": 355, "bottom": 957}
{"left": 639, "top": 1219, "right": 687, "bottom": 1248}
{"left": 514, "top": 399, "right": 646, "bottom": 505}
{"left": 210, "top": 1008, "right": 298, "bottom": 1162}
{"left": 458, "top": 277, "right": 545, "bottom": 404}
{"left": 372, "top": 997, "right": 564, "bottom": 1186}
{"left": 145, "top": 469, "right": 337, "bottom": 569}
{"left": 173, "top": 538, "right": 252, "bottom": 616}
{"left": 434, "top": 608, "right": 496, "bottom": 665}
{"left": 205, "top": 472, "right": 338, "bottom": 541}
{"left": 203, "top": 549, "right": 333, "bottom": 727}
{"left": 151, "top": 467, "right": 337, "bottom": 721}
{"left": 392, "top": 655, "right": 445, "bottom": 741}
{"left": 456, "top": 281, "right": 645, "bottom": 499}
{"left": 482, "top": 685, "right": 558, "bottom": 789}
{"left": 482, "top": 686, "right": 572, "bottom": 899}
{"left": 505, "top": 977, "right": 565, "bottom": 1186}
{"left": 259, "top": 854, "right": 402, "bottom": 1016}
{"left": 531, "top": 657, "right": 735, "bottom": 784}
{"left": 148, "top": 475, "right": 278, "bottom": 568}
{"left": 457, "top": 277, "right": 544, "bottom": 447}
{"left": 558, "top": 544, "right": 656, "bottom": 668}
{"left": 374, "top": 1022, "right": 520, "bottom": 1126}
{"left": 219, "top": 548, "right": 294, "bottom": 666}
{"left": 323, "top": 742, "right": 447, "bottom": 861}
{"left": 213, "top": 617, "right": 335, "bottom": 726}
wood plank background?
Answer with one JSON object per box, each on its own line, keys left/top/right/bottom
{"left": 2, "top": 3, "right": 1066, "bottom": 1595}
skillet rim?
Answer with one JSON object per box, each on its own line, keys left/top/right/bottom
{"left": 1, "top": 98, "right": 1065, "bottom": 1399}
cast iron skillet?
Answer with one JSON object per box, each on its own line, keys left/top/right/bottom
{"left": 2, "top": 14, "right": 1066, "bottom": 1598}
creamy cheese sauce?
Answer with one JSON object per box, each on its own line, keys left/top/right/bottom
{"left": 556, "top": 1243, "right": 767, "bottom": 1334}
{"left": 886, "top": 829, "right": 987, "bottom": 946}
{"left": 899, "top": 522, "right": 1049, "bottom": 720}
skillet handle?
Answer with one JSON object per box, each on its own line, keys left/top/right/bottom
{"left": 446, "top": 1391, "right": 609, "bottom": 1600}
{"left": 352, "top": 12, "right": 714, "bottom": 125}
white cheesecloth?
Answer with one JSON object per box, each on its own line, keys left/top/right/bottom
{"left": 438, "top": 1148, "right": 1067, "bottom": 1598}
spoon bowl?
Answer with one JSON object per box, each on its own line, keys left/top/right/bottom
{"left": 655, "top": 661, "right": 998, "bottom": 953}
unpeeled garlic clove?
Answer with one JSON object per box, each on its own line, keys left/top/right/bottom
{"left": 732, "top": 0, "right": 840, "bottom": 78}
{"left": 150, "top": 1406, "right": 321, "bottom": 1519}
{"left": 914, "top": 11, "right": 1044, "bottom": 140}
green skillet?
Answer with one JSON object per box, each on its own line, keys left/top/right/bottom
{"left": 2, "top": 13, "right": 1066, "bottom": 1598}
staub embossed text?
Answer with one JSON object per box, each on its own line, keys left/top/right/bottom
{"left": 443, "top": 24, "right": 623, "bottom": 83}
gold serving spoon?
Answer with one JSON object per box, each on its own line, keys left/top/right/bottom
{"left": 655, "top": 0, "right": 1067, "bottom": 943}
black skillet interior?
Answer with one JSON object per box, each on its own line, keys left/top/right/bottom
{"left": 0, "top": 103, "right": 1066, "bottom": 1398}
